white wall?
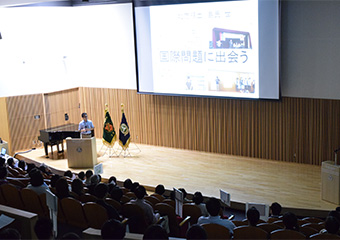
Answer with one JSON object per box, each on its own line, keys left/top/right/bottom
{"left": 0, "top": 3, "right": 136, "bottom": 97}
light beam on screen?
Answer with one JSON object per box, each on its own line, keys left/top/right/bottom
{"left": 134, "top": 0, "right": 280, "bottom": 100}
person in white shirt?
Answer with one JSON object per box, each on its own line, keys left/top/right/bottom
{"left": 78, "top": 112, "right": 94, "bottom": 138}
{"left": 198, "top": 197, "right": 235, "bottom": 235}
{"left": 26, "top": 169, "right": 49, "bottom": 195}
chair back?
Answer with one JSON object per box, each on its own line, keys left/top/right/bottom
{"left": 310, "top": 233, "right": 340, "bottom": 239}
{"left": 267, "top": 217, "right": 280, "bottom": 223}
{"left": 80, "top": 193, "right": 97, "bottom": 203}
{"left": 270, "top": 229, "right": 306, "bottom": 240}
{"left": 302, "top": 222, "right": 325, "bottom": 232}
{"left": 201, "top": 223, "right": 231, "bottom": 239}
{"left": 21, "top": 188, "right": 45, "bottom": 217}
{"left": 120, "top": 195, "right": 131, "bottom": 204}
{"left": 122, "top": 202, "right": 149, "bottom": 234}
{"left": 125, "top": 192, "right": 136, "bottom": 199}
{"left": 151, "top": 193, "right": 165, "bottom": 202}
{"left": 155, "top": 203, "right": 179, "bottom": 237}
{"left": 183, "top": 204, "right": 202, "bottom": 225}
{"left": 61, "top": 197, "right": 88, "bottom": 229}
{"left": 299, "top": 225, "right": 319, "bottom": 238}
{"left": 257, "top": 223, "right": 282, "bottom": 234}
{"left": 232, "top": 220, "right": 248, "bottom": 227}
{"left": 83, "top": 202, "right": 108, "bottom": 229}
{"left": 105, "top": 198, "right": 122, "bottom": 213}
{"left": 1, "top": 184, "right": 24, "bottom": 210}
{"left": 162, "top": 199, "right": 175, "bottom": 208}
{"left": 303, "top": 217, "right": 324, "bottom": 224}
{"left": 272, "top": 220, "right": 285, "bottom": 228}
{"left": 144, "top": 196, "right": 160, "bottom": 208}
{"left": 233, "top": 225, "right": 267, "bottom": 239}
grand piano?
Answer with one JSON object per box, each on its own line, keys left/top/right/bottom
{"left": 38, "top": 123, "right": 81, "bottom": 158}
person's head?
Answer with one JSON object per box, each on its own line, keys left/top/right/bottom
{"left": 124, "top": 178, "right": 133, "bottom": 190}
{"left": 155, "top": 184, "right": 165, "bottom": 195}
{"left": 206, "top": 197, "right": 221, "bottom": 217}
{"left": 0, "top": 157, "right": 5, "bottom": 167}
{"left": 270, "top": 202, "right": 282, "bottom": 216}
{"left": 109, "top": 176, "right": 117, "bottom": 185}
{"left": 143, "top": 224, "right": 168, "bottom": 239}
{"left": 81, "top": 112, "right": 88, "bottom": 121}
{"left": 0, "top": 228, "right": 21, "bottom": 239}
{"left": 110, "top": 186, "right": 123, "bottom": 202}
{"left": 50, "top": 174, "right": 61, "bottom": 188}
{"left": 94, "top": 183, "right": 108, "bottom": 199}
{"left": 77, "top": 171, "right": 85, "bottom": 180}
{"left": 329, "top": 210, "right": 340, "bottom": 224}
{"left": 71, "top": 178, "right": 84, "bottom": 195}
{"left": 193, "top": 192, "right": 204, "bottom": 205}
{"left": 18, "top": 160, "right": 26, "bottom": 171}
{"left": 131, "top": 182, "right": 140, "bottom": 192}
{"left": 336, "top": 207, "right": 340, "bottom": 213}
{"left": 34, "top": 218, "right": 53, "bottom": 240}
{"left": 90, "top": 174, "right": 100, "bottom": 185}
{"left": 7, "top": 158, "right": 14, "bottom": 168}
{"left": 61, "top": 232, "right": 81, "bottom": 239}
{"left": 247, "top": 207, "right": 260, "bottom": 226}
{"left": 325, "top": 216, "right": 340, "bottom": 234}
{"left": 179, "top": 188, "right": 187, "bottom": 198}
{"left": 0, "top": 166, "right": 8, "bottom": 180}
{"left": 85, "top": 169, "right": 93, "bottom": 179}
{"left": 27, "top": 163, "right": 37, "bottom": 174}
{"left": 101, "top": 219, "right": 126, "bottom": 240}
{"left": 282, "top": 212, "right": 299, "bottom": 231}
{"left": 64, "top": 170, "right": 73, "bottom": 178}
{"left": 30, "top": 170, "right": 44, "bottom": 187}
{"left": 186, "top": 224, "right": 207, "bottom": 240}
{"left": 134, "top": 185, "right": 147, "bottom": 199}
{"left": 55, "top": 177, "right": 70, "bottom": 198}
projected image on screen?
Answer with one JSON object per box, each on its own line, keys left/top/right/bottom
{"left": 134, "top": 0, "right": 279, "bottom": 99}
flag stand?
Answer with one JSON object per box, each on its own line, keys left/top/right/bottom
{"left": 117, "top": 140, "right": 141, "bottom": 158}
{"left": 99, "top": 142, "right": 119, "bottom": 158}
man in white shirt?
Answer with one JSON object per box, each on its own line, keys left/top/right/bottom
{"left": 198, "top": 197, "right": 235, "bottom": 235}
{"left": 78, "top": 112, "right": 94, "bottom": 138}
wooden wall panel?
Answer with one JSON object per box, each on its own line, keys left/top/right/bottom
{"left": 79, "top": 87, "right": 340, "bottom": 165}
{"left": 6, "top": 94, "right": 45, "bottom": 154}
{"left": 44, "top": 88, "right": 80, "bottom": 128}
{"left": 5, "top": 87, "right": 340, "bottom": 165}
{"left": 0, "top": 98, "right": 11, "bottom": 153}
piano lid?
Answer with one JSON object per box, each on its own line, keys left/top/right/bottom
{"left": 41, "top": 123, "right": 80, "bottom": 132}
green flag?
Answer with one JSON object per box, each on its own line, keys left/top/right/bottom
{"left": 102, "top": 108, "right": 116, "bottom": 147}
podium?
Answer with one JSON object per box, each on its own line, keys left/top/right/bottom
{"left": 66, "top": 137, "right": 97, "bottom": 168}
{"left": 321, "top": 161, "right": 340, "bottom": 204}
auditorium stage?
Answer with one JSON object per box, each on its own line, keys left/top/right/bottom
{"left": 17, "top": 138, "right": 337, "bottom": 218}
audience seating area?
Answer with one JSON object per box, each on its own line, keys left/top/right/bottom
{"left": 0, "top": 155, "right": 340, "bottom": 240}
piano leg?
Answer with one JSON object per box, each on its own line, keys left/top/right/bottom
{"left": 44, "top": 143, "right": 49, "bottom": 158}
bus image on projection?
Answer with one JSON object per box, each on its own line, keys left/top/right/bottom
{"left": 211, "top": 28, "right": 252, "bottom": 49}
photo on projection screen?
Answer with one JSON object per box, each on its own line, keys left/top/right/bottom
{"left": 133, "top": 0, "right": 280, "bottom": 99}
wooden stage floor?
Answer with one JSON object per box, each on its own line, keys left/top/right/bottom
{"left": 19, "top": 138, "right": 337, "bottom": 217}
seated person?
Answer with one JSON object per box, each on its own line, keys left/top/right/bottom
{"left": 94, "top": 183, "right": 120, "bottom": 220}
{"left": 198, "top": 197, "right": 235, "bottom": 234}
{"left": 186, "top": 224, "right": 207, "bottom": 240}
{"left": 282, "top": 212, "right": 299, "bottom": 231}
{"left": 129, "top": 185, "right": 160, "bottom": 225}
{"left": 143, "top": 224, "right": 168, "bottom": 240}
{"left": 26, "top": 169, "right": 50, "bottom": 195}
{"left": 247, "top": 207, "right": 260, "bottom": 226}
{"left": 85, "top": 170, "right": 93, "bottom": 186}
{"left": 0, "top": 166, "right": 9, "bottom": 186}
{"left": 123, "top": 178, "right": 133, "bottom": 192}
{"left": 101, "top": 219, "right": 126, "bottom": 240}
{"left": 77, "top": 171, "right": 85, "bottom": 181}
{"left": 269, "top": 202, "right": 282, "bottom": 220}
{"left": 71, "top": 178, "right": 85, "bottom": 198}
{"left": 55, "top": 177, "right": 71, "bottom": 199}
{"left": 191, "top": 191, "right": 209, "bottom": 217}
{"left": 110, "top": 186, "right": 124, "bottom": 203}
{"left": 152, "top": 184, "right": 166, "bottom": 201}
{"left": 34, "top": 218, "right": 53, "bottom": 240}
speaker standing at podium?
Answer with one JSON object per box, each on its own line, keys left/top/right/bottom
{"left": 78, "top": 112, "right": 94, "bottom": 138}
